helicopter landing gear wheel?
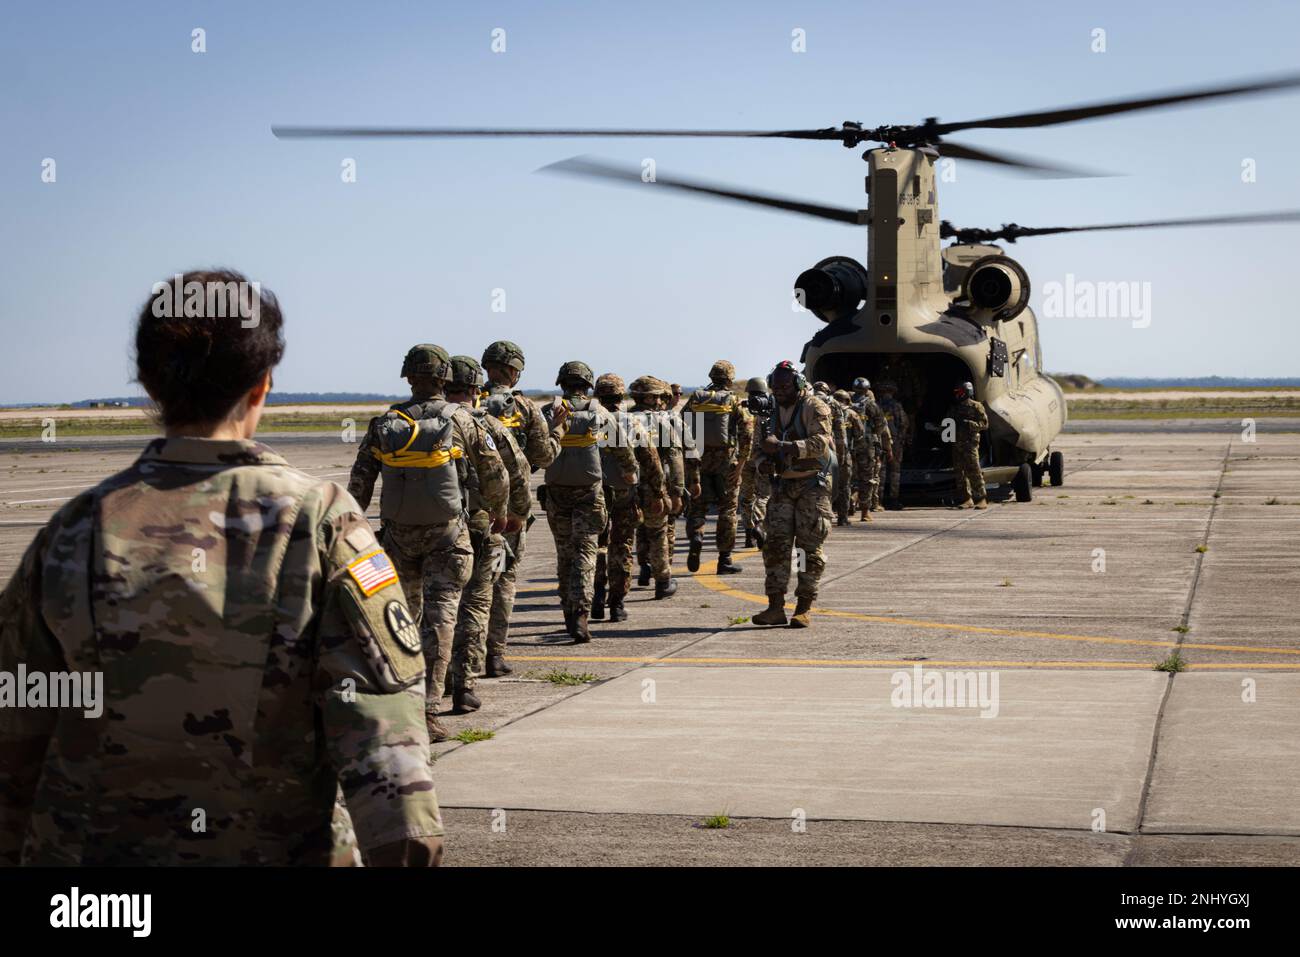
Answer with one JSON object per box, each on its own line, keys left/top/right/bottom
{"left": 1049, "top": 450, "right": 1065, "bottom": 487}
{"left": 1013, "top": 463, "right": 1034, "bottom": 502}
{"left": 1030, "top": 459, "right": 1045, "bottom": 487}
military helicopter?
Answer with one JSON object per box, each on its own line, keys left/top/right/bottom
{"left": 273, "top": 73, "right": 1300, "bottom": 502}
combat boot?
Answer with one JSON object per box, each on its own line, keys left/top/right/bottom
{"left": 485, "top": 655, "right": 512, "bottom": 677}
{"left": 687, "top": 535, "right": 704, "bottom": 573}
{"left": 590, "top": 583, "right": 607, "bottom": 620}
{"left": 608, "top": 601, "right": 628, "bottom": 622}
{"left": 836, "top": 513, "right": 849, "bottom": 527}
{"left": 744, "top": 527, "right": 754, "bottom": 549}
{"left": 860, "top": 508, "right": 872, "bottom": 523}
{"left": 789, "top": 595, "right": 814, "bottom": 629}
{"left": 956, "top": 498, "right": 974, "bottom": 509}
{"left": 426, "top": 713, "right": 449, "bottom": 744}
{"left": 752, "top": 593, "right": 788, "bottom": 626}
{"left": 974, "top": 499, "right": 989, "bottom": 510}
{"left": 572, "top": 612, "right": 592, "bottom": 644}
{"left": 638, "top": 563, "right": 652, "bottom": 587}
{"left": 562, "top": 607, "right": 576, "bottom": 637}
{"left": 654, "top": 576, "right": 677, "bottom": 599}
{"left": 453, "top": 687, "right": 481, "bottom": 714}
{"left": 716, "top": 553, "right": 741, "bottom": 575}
{"left": 753, "top": 527, "right": 765, "bottom": 550}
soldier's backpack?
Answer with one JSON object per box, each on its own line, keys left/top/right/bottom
{"left": 599, "top": 410, "right": 639, "bottom": 490}
{"left": 482, "top": 388, "right": 530, "bottom": 462}
{"left": 545, "top": 396, "right": 606, "bottom": 487}
{"left": 684, "top": 388, "right": 735, "bottom": 450}
{"left": 374, "top": 399, "right": 468, "bottom": 542}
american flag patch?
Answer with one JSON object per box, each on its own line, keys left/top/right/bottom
{"left": 346, "top": 549, "right": 399, "bottom": 596}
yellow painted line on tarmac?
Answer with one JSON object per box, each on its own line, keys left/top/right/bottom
{"left": 687, "top": 550, "right": 1300, "bottom": 658}
{"left": 515, "top": 548, "right": 1300, "bottom": 659}
{"left": 506, "top": 655, "right": 1300, "bottom": 671}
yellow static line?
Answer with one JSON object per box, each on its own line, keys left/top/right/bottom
{"left": 506, "top": 655, "right": 1300, "bottom": 671}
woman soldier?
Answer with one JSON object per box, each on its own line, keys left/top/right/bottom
{"left": 0, "top": 270, "right": 443, "bottom": 866}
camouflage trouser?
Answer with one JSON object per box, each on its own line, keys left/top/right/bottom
{"left": 486, "top": 524, "right": 526, "bottom": 659}
{"left": 595, "top": 486, "right": 641, "bottom": 602}
{"left": 636, "top": 491, "right": 674, "bottom": 583}
{"left": 738, "top": 465, "right": 769, "bottom": 539}
{"left": 855, "top": 444, "right": 878, "bottom": 510}
{"left": 953, "top": 438, "right": 986, "bottom": 502}
{"left": 884, "top": 452, "right": 900, "bottom": 503}
{"left": 451, "top": 525, "right": 504, "bottom": 691}
{"left": 382, "top": 521, "right": 473, "bottom": 714}
{"left": 833, "top": 454, "right": 855, "bottom": 519}
{"left": 545, "top": 483, "right": 607, "bottom": 614}
{"left": 762, "top": 479, "right": 832, "bottom": 601}
{"left": 687, "top": 451, "right": 740, "bottom": 555}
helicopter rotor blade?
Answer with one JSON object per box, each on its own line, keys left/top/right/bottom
{"left": 929, "top": 72, "right": 1300, "bottom": 136}
{"left": 941, "top": 209, "right": 1300, "bottom": 244}
{"left": 272, "top": 125, "right": 849, "bottom": 141}
{"left": 938, "top": 140, "right": 1112, "bottom": 178}
{"left": 538, "top": 156, "right": 863, "bottom": 225}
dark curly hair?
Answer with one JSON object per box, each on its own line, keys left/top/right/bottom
{"left": 135, "top": 269, "right": 285, "bottom": 427}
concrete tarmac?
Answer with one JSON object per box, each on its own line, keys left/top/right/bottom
{"left": 2, "top": 425, "right": 1297, "bottom": 865}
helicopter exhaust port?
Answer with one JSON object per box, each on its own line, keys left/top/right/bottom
{"left": 794, "top": 255, "right": 868, "bottom": 322}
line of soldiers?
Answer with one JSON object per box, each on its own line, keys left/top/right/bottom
{"left": 347, "top": 343, "right": 993, "bottom": 744}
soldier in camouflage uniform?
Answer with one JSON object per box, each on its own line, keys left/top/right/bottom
{"left": 631, "top": 376, "right": 682, "bottom": 599}
{"left": 444, "top": 356, "right": 531, "bottom": 713}
{"left": 349, "top": 344, "right": 508, "bottom": 742}
{"left": 833, "top": 390, "right": 868, "bottom": 524}
{"left": 0, "top": 272, "right": 442, "bottom": 865}
{"left": 852, "top": 377, "right": 893, "bottom": 518}
{"left": 876, "top": 381, "right": 910, "bottom": 510}
{"left": 751, "top": 361, "right": 835, "bottom": 629}
{"left": 479, "top": 340, "right": 564, "bottom": 677}
{"left": 592, "top": 374, "right": 666, "bottom": 621}
{"left": 739, "top": 377, "right": 771, "bottom": 549}
{"left": 817, "top": 383, "right": 854, "bottom": 526}
{"left": 684, "top": 360, "right": 752, "bottom": 574}
{"left": 542, "top": 361, "right": 637, "bottom": 642}
{"left": 657, "top": 380, "right": 688, "bottom": 576}
{"left": 939, "top": 381, "right": 989, "bottom": 509}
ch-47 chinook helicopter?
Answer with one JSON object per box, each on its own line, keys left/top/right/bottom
{"left": 274, "top": 73, "right": 1300, "bottom": 502}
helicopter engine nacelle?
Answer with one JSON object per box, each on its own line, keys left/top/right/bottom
{"left": 963, "top": 255, "right": 1030, "bottom": 321}
{"left": 795, "top": 256, "right": 868, "bottom": 323}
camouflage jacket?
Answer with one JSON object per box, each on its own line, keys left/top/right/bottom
{"left": 349, "top": 394, "right": 509, "bottom": 520}
{"left": 877, "top": 395, "right": 910, "bottom": 449}
{"left": 948, "top": 397, "right": 989, "bottom": 446}
{"left": 855, "top": 393, "right": 894, "bottom": 454}
{"left": 843, "top": 405, "right": 867, "bottom": 454}
{"left": 607, "top": 408, "right": 667, "bottom": 501}
{"left": 471, "top": 408, "right": 531, "bottom": 522}
{"left": 0, "top": 438, "right": 442, "bottom": 866}
{"left": 482, "top": 383, "right": 561, "bottom": 472}
{"left": 631, "top": 403, "right": 685, "bottom": 496}
{"left": 757, "top": 390, "right": 834, "bottom": 480}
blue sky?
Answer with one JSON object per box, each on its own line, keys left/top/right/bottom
{"left": 2, "top": 0, "right": 1298, "bottom": 403}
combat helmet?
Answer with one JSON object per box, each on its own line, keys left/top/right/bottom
{"left": 629, "top": 375, "right": 667, "bottom": 397}
{"left": 594, "top": 373, "right": 626, "bottom": 397}
{"left": 745, "top": 376, "right": 769, "bottom": 395}
{"left": 449, "top": 355, "right": 483, "bottom": 390}
{"left": 813, "top": 380, "right": 831, "bottom": 395}
{"left": 852, "top": 376, "right": 871, "bottom": 391}
{"left": 556, "top": 360, "right": 595, "bottom": 389}
{"left": 833, "top": 389, "right": 852, "bottom": 404}
{"left": 401, "top": 343, "right": 451, "bottom": 380}
{"left": 482, "top": 339, "right": 526, "bottom": 372}
{"left": 708, "top": 359, "right": 736, "bottom": 384}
